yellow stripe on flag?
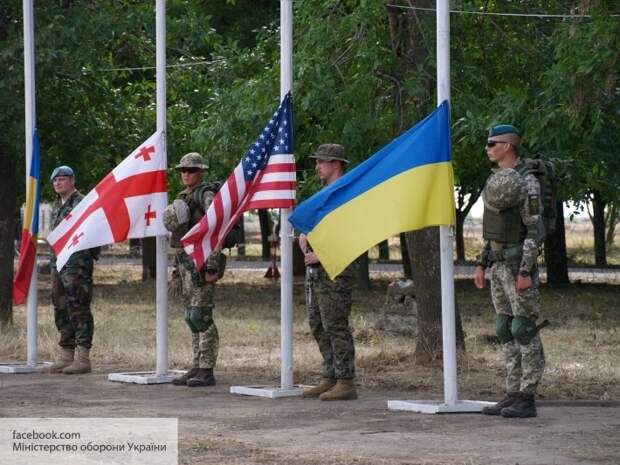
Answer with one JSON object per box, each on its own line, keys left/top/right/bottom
{"left": 307, "top": 161, "right": 455, "bottom": 279}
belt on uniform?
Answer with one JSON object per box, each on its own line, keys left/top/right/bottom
{"left": 488, "top": 244, "right": 522, "bottom": 263}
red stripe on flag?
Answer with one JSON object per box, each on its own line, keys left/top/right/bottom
{"left": 262, "top": 163, "right": 296, "bottom": 174}
{"left": 13, "top": 231, "right": 36, "bottom": 305}
{"left": 253, "top": 181, "right": 296, "bottom": 191}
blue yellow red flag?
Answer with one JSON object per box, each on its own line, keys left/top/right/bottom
{"left": 13, "top": 129, "right": 42, "bottom": 305}
{"left": 289, "top": 101, "right": 455, "bottom": 279}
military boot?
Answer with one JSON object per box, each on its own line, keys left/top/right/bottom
{"left": 319, "top": 379, "right": 357, "bottom": 401}
{"left": 481, "top": 392, "right": 520, "bottom": 416}
{"left": 303, "top": 377, "right": 336, "bottom": 398}
{"left": 501, "top": 392, "right": 537, "bottom": 418}
{"left": 186, "top": 368, "right": 216, "bottom": 387}
{"left": 172, "top": 368, "right": 200, "bottom": 386}
{"left": 40, "top": 347, "right": 74, "bottom": 374}
{"left": 62, "top": 346, "right": 91, "bottom": 374}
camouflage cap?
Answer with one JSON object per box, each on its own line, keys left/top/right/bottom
{"left": 309, "top": 144, "right": 349, "bottom": 163}
{"left": 483, "top": 168, "right": 526, "bottom": 211}
{"left": 175, "top": 152, "right": 208, "bottom": 170}
{"left": 488, "top": 124, "right": 521, "bottom": 147}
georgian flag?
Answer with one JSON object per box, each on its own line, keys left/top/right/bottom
{"left": 47, "top": 131, "right": 168, "bottom": 271}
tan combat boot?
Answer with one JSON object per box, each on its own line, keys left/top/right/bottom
{"left": 303, "top": 377, "right": 336, "bottom": 398}
{"left": 319, "top": 379, "right": 357, "bottom": 401}
{"left": 62, "top": 346, "right": 91, "bottom": 374}
{"left": 40, "top": 347, "right": 74, "bottom": 373}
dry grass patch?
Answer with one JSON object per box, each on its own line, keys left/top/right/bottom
{"left": 3, "top": 267, "right": 618, "bottom": 400}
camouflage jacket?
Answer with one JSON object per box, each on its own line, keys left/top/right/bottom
{"left": 50, "top": 191, "right": 100, "bottom": 269}
{"left": 478, "top": 160, "right": 543, "bottom": 271}
{"left": 175, "top": 182, "right": 220, "bottom": 272}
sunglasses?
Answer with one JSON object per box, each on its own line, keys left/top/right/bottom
{"left": 486, "top": 140, "right": 507, "bottom": 148}
{"left": 180, "top": 168, "right": 200, "bottom": 174}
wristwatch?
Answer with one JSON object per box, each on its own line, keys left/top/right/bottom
{"left": 519, "top": 269, "right": 531, "bottom": 278}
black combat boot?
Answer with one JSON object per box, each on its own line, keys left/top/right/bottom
{"left": 172, "top": 368, "right": 199, "bottom": 386}
{"left": 481, "top": 392, "right": 520, "bottom": 416}
{"left": 186, "top": 368, "right": 216, "bottom": 387}
{"left": 501, "top": 392, "right": 537, "bottom": 418}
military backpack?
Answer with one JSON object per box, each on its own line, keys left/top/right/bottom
{"left": 186, "top": 182, "right": 243, "bottom": 250}
{"left": 516, "top": 158, "right": 558, "bottom": 240}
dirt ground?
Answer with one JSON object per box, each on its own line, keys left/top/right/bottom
{"left": 1, "top": 368, "right": 619, "bottom": 465}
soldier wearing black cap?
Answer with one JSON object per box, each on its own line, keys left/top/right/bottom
{"left": 299, "top": 144, "right": 358, "bottom": 401}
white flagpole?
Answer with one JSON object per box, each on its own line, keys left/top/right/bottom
{"left": 155, "top": 0, "right": 169, "bottom": 376}
{"left": 387, "top": 0, "right": 492, "bottom": 413}
{"left": 108, "top": 0, "right": 177, "bottom": 384}
{"left": 279, "top": 0, "right": 294, "bottom": 390}
{"left": 23, "top": 0, "right": 38, "bottom": 368}
{"left": 229, "top": 0, "right": 302, "bottom": 397}
{"left": 436, "top": 0, "right": 458, "bottom": 406}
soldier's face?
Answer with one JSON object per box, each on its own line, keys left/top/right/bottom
{"left": 485, "top": 139, "right": 511, "bottom": 163}
{"left": 52, "top": 175, "right": 75, "bottom": 197}
{"left": 315, "top": 159, "right": 341, "bottom": 183}
{"left": 180, "top": 168, "right": 203, "bottom": 188}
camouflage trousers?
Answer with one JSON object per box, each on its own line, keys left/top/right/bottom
{"left": 51, "top": 263, "right": 95, "bottom": 350}
{"left": 490, "top": 262, "right": 545, "bottom": 394}
{"left": 178, "top": 260, "right": 219, "bottom": 370}
{"left": 306, "top": 265, "right": 355, "bottom": 379}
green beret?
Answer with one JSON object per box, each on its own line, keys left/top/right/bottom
{"left": 489, "top": 124, "right": 520, "bottom": 137}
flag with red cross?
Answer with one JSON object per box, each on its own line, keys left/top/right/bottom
{"left": 47, "top": 131, "right": 168, "bottom": 271}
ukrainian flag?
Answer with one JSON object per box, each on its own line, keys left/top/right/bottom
{"left": 13, "top": 129, "right": 41, "bottom": 305}
{"left": 290, "top": 101, "right": 455, "bottom": 279}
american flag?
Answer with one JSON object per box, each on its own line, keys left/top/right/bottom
{"left": 181, "top": 93, "right": 296, "bottom": 269}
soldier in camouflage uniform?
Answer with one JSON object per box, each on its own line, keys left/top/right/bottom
{"left": 474, "top": 125, "right": 545, "bottom": 418}
{"left": 299, "top": 144, "right": 358, "bottom": 401}
{"left": 164, "top": 152, "right": 224, "bottom": 387}
{"left": 45, "top": 166, "right": 99, "bottom": 375}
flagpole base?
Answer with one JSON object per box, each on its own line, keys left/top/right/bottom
{"left": 230, "top": 385, "right": 303, "bottom": 399}
{"left": 0, "top": 362, "right": 52, "bottom": 374}
{"left": 387, "top": 399, "right": 494, "bottom": 414}
{"left": 107, "top": 370, "right": 185, "bottom": 385}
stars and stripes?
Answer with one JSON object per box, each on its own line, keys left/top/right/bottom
{"left": 181, "top": 93, "right": 296, "bottom": 270}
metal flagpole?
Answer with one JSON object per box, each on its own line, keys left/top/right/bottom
{"left": 108, "top": 0, "right": 179, "bottom": 384}
{"left": 230, "top": 0, "right": 302, "bottom": 398}
{"left": 24, "top": 0, "right": 38, "bottom": 370}
{"left": 387, "top": 0, "right": 492, "bottom": 413}
{"left": 1, "top": 0, "right": 43, "bottom": 374}
{"left": 279, "top": 0, "right": 295, "bottom": 391}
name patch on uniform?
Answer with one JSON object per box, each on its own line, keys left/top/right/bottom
{"left": 528, "top": 195, "right": 540, "bottom": 215}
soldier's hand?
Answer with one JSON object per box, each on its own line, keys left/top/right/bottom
{"left": 298, "top": 234, "right": 309, "bottom": 254}
{"left": 516, "top": 275, "right": 532, "bottom": 294}
{"left": 304, "top": 251, "right": 319, "bottom": 266}
{"left": 205, "top": 271, "right": 219, "bottom": 283}
{"left": 474, "top": 266, "right": 486, "bottom": 289}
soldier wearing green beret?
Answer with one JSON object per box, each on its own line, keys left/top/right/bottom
{"left": 474, "top": 125, "right": 546, "bottom": 418}
{"left": 299, "top": 144, "right": 358, "bottom": 401}
{"left": 164, "top": 152, "right": 225, "bottom": 387}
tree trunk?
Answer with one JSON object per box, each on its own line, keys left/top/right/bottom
{"left": 544, "top": 201, "right": 569, "bottom": 285}
{"left": 237, "top": 214, "right": 246, "bottom": 256}
{"left": 0, "top": 148, "right": 17, "bottom": 328}
{"left": 141, "top": 236, "right": 156, "bottom": 280}
{"left": 378, "top": 239, "right": 390, "bottom": 261}
{"left": 258, "top": 209, "right": 272, "bottom": 260}
{"left": 605, "top": 201, "right": 618, "bottom": 247}
{"left": 400, "top": 233, "right": 412, "bottom": 279}
{"left": 356, "top": 251, "right": 370, "bottom": 292}
{"left": 406, "top": 227, "right": 465, "bottom": 363}
{"left": 592, "top": 190, "right": 607, "bottom": 266}
{"left": 407, "top": 228, "right": 442, "bottom": 361}
{"left": 455, "top": 211, "right": 466, "bottom": 262}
